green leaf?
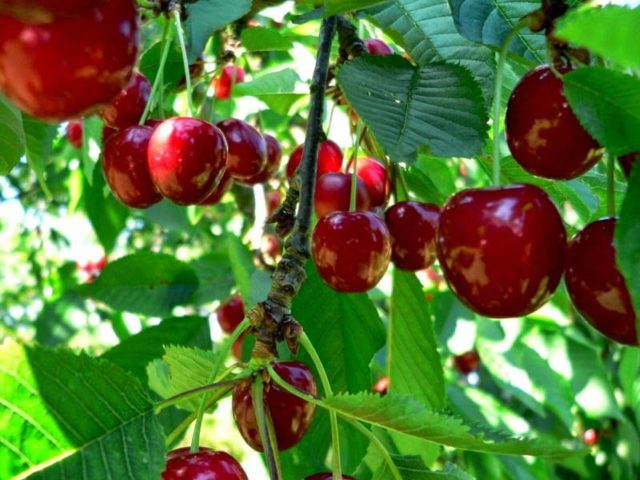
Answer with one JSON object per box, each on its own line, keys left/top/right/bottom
{"left": 81, "top": 116, "right": 103, "bottom": 185}
{"left": 78, "top": 252, "right": 199, "bottom": 317}
{"left": 241, "top": 27, "right": 293, "bottom": 51}
{"left": 233, "top": 68, "right": 307, "bottom": 115}
{"left": 337, "top": 56, "right": 488, "bottom": 162}
{"left": 449, "top": 0, "right": 545, "bottom": 63}
{"left": 325, "top": 0, "right": 387, "bottom": 14}
{"left": 563, "top": 67, "right": 640, "bottom": 156}
{"left": 185, "top": 0, "right": 252, "bottom": 61}
{"left": 22, "top": 114, "right": 56, "bottom": 197}
{"left": 373, "top": 454, "right": 474, "bottom": 480}
{"left": 0, "top": 340, "right": 165, "bottom": 479}
{"left": 555, "top": 6, "right": 640, "bottom": 70}
{"left": 139, "top": 37, "right": 184, "bottom": 90}
{"left": 0, "top": 93, "right": 25, "bottom": 175}
{"left": 102, "top": 316, "right": 212, "bottom": 381}
{"left": 369, "top": 0, "right": 495, "bottom": 107}
{"left": 190, "top": 252, "right": 235, "bottom": 305}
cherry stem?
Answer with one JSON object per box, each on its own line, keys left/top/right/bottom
{"left": 172, "top": 9, "right": 195, "bottom": 117}
{"left": 299, "top": 333, "right": 342, "bottom": 480}
{"left": 155, "top": 379, "right": 240, "bottom": 413}
{"left": 492, "top": 21, "right": 528, "bottom": 187}
{"left": 251, "top": 377, "right": 283, "bottom": 480}
{"left": 140, "top": 18, "right": 173, "bottom": 125}
{"left": 607, "top": 152, "right": 616, "bottom": 217}
{"left": 349, "top": 123, "right": 364, "bottom": 212}
{"left": 343, "top": 418, "right": 402, "bottom": 480}
{"left": 190, "top": 317, "right": 251, "bottom": 453}
{"left": 326, "top": 101, "right": 337, "bottom": 137}
{"left": 396, "top": 165, "right": 410, "bottom": 201}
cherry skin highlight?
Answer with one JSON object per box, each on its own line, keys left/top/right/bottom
{"left": 214, "top": 65, "right": 245, "bottom": 100}
{"left": 99, "top": 72, "right": 151, "bottom": 129}
{"left": 314, "top": 172, "right": 370, "bottom": 218}
{"left": 147, "top": 117, "right": 228, "bottom": 205}
{"left": 286, "top": 140, "right": 343, "bottom": 180}
{"left": 364, "top": 38, "right": 394, "bottom": 56}
{"left": 436, "top": 184, "right": 567, "bottom": 318}
{"left": 505, "top": 65, "right": 603, "bottom": 180}
{"left": 217, "top": 119, "right": 267, "bottom": 183}
{"left": 385, "top": 201, "right": 440, "bottom": 271}
{"left": 217, "top": 295, "right": 245, "bottom": 334}
{"left": 565, "top": 218, "right": 637, "bottom": 345}
{"left": 232, "top": 362, "right": 317, "bottom": 452}
{"left": 162, "top": 447, "right": 248, "bottom": 480}
{"left": 240, "top": 133, "right": 282, "bottom": 184}
{"left": 356, "top": 157, "right": 390, "bottom": 207}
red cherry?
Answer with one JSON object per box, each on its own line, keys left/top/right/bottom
{"left": 102, "top": 125, "right": 118, "bottom": 145}
{"left": 356, "top": 157, "right": 390, "bottom": 207}
{"left": 103, "top": 125, "right": 161, "bottom": 209}
{"left": 217, "top": 295, "right": 245, "bottom": 334}
{"left": 162, "top": 447, "right": 248, "bottom": 480}
{"left": 314, "top": 172, "right": 370, "bottom": 218}
{"left": 286, "top": 140, "right": 343, "bottom": 180}
{"left": 312, "top": 211, "right": 391, "bottom": 292}
{"left": 99, "top": 72, "right": 151, "bottom": 129}
{"left": 214, "top": 65, "right": 245, "bottom": 100}
{"left": 453, "top": 351, "right": 480, "bottom": 375}
{"left": 93, "top": 255, "right": 107, "bottom": 272}
{"left": 565, "top": 218, "right": 637, "bottom": 345}
{"left": 261, "top": 233, "right": 281, "bottom": 260}
{"left": 240, "top": 133, "right": 282, "bottom": 184}
{"left": 0, "top": 0, "right": 138, "bottom": 121}
{"left": 364, "top": 38, "right": 394, "bottom": 56}
{"left": 199, "top": 170, "right": 233, "bottom": 206}
{"left": 373, "top": 376, "right": 389, "bottom": 395}
{"left": 436, "top": 184, "right": 566, "bottom": 318}
{"left": 618, "top": 152, "right": 639, "bottom": 178}
{"left": 305, "top": 474, "right": 356, "bottom": 480}
{"left": 232, "top": 332, "right": 248, "bottom": 360}
{"left": 66, "top": 119, "right": 83, "bottom": 149}
{"left": 217, "top": 119, "right": 267, "bottom": 183}
{"left": 385, "top": 201, "right": 440, "bottom": 271}
{"left": 266, "top": 190, "right": 283, "bottom": 216}
{"left": 147, "top": 117, "right": 228, "bottom": 205}
{"left": 0, "top": 1, "right": 106, "bottom": 23}
{"left": 582, "top": 429, "right": 599, "bottom": 447}
{"left": 232, "top": 361, "right": 317, "bottom": 452}
{"left": 505, "top": 65, "right": 603, "bottom": 180}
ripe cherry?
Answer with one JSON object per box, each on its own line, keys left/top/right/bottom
{"left": 315, "top": 172, "right": 370, "bottom": 218}
{"left": 385, "top": 201, "right": 439, "bottom": 271}
{"left": 199, "top": 170, "right": 233, "bottom": 206}
{"left": 232, "top": 362, "right": 317, "bottom": 452}
{"left": 147, "top": 117, "right": 228, "bottom": 205}
{"left": 312, "top": 211, "right": 391, "bottom": 292}
{"left": 436, "top": 184, "right": 566, "bottom": 318}
{"left": 364, "top": 38, "right": 394, "bottom": 56}
{"left": 0, "top": 0, "right": 138, "bottom": 121}
{"left": 373, "top": 376, "right": 389, "bottom": 395}
{"left": 99, "top": 72, "right": 151, "bottom": 129}
{"left": 217, "top": 119, "right": 267, "bottom": 183}
{"left": 565, "top": 218, "right": 637, "bottom": 345}
{"left": 261, "top": 233, "right": 281, "bottom": 261}
{"left": 305, "top": 474, "right": 356, "bottom": 480}
{"left": 102, "top": 125, "right": 118, "bottom": 144}
{"left": 217, "top": 295, "right": 245, "bottom": 334}
{"left": 583, "top": 429, "right": 599, "bottom": 447}
{"left": 286, "top": 140, "right": 343, "bottom": 180}
{"left": 618, "top": 152, "right": 639, "bottom": 178}
{"left": 266, "top": 190, "right": 283, "bottom": 216}
{"left": 66, "top": 120, "right": 83, "bottom": 149}
{"left": 239, "top": 133, "right": 282, "bottom": 184}
{"left": 0, "top": 1, "right": 106, "bottom": 23}
{"left": 214, "top": 65, "right": 245, "bottom": 100}
{"left": 453, "top": 351, "right": 480, "bottom": 375}
{"left": 162, "top": 447, "right": 248, "bottom": 480}
{"left": 356, "top": 157, "right": 390, "bottom": 207}
{"left": 103, "top": 125, "right": 161, "bottom": 209}
{"left": 505, "top": 65, "right": 603, "bottom": 180}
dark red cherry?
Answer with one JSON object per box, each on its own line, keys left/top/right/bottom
{"left": 0, "top": 1, "right": 106, "bottom": 22}
{"left": 232, "top": 361, "right": 317, "bottom": 452}
{"left": 286, "top": 140, "right": 343, "bottom": 180}
{"left": 305, "top": 474, "right": 356, "bottom": 480}
{"left": 199, "top": 170, "right": 233, "bottom": 206}
{"left": 453, "top": 351, "right": 480, "bottom": 375}
{"left": 583, "top": 429, "right": 599, "bottom": 447}
{"left": 214, "top": 65, "right": 245, "bottom": 100}
{"left": 102, "top": 125, "right": 118, "bottom": 145}
{"left": 239, "top": 133, "right": 282, "bottom": 184}
{"left": 356, "top": 157, "right": 390, "bottom": 207}
{"left": 147, "top": 117, "right": 228, "bottom": 205}
{"left": 618, "top": 152, "right": 639, "bottom": 178}
{"left": 103, "top": 125, "right": 161, "bottom": 209}
{"left": 436, "top": 184, "right": 566, "bottom": 318}
{"left": 315, "top": 172, "right": 370, "bottom": 218}
{"left": 505, "top": 65, "right": 603, "bottom": 180}
{"left": 0, "top": 0, "right": 138, "bottom": 121}
{"left": 217, "top": 295, "right": 245, "bottom": 334}
{"left": 232, "top": 332, "right": 247, "bottom": 360}
{"left": 162, "top": 447, "right": 248, "bottom": 480}
{"left": 312, "top": 211, "right": 391, "bottom": 292}
{"left": 216, "top": 119, "right": 267, "bottom": 183}
{"left": 364, "top": 38, "right": 393, "bottom": 56}
{"left": 99, "top": 72, "right": 151, "bottom": 129}
{"left": 66, "top": 119, "right": 83, "bottom": 148}
{"left": 373, "top": 376, "right": 389, "bottom": 395}
{"left": 565, "top": 218, "right": 637, "bottom": 345}
{"left": 385, "top": 201, "right": 439, "bottom": 271}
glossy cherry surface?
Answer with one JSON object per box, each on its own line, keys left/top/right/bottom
{"left": 436, "top": 184, "right": 566, "bottom": 318}
{"left": 305, "top": 474, "right": 356, "bottom": 480}
{"left": 565, "top": 218, "right": 637, "bottom": 345}
{"left": 66, "top": 120, "right": 83, "bottom": 148}
{"left": 214, "top": 65, "right": 245, "bottom": 100}
{"left": 453, "top": 351, "right": 480, "bottom": 375}
{"left": 505, "top": 65, "right": 602, "bottom": 180}
{"left": 217, "top": 295, "right": 245, "bottom": 334}
{"left": 385, "top": 201, "right": 439, "bottom": 271}
{"left": 99, "top": 72, "right": 151, "bottom": 129}
{"left": 364, "top": 38, "right": 394, "bottom": 56}
{"left": 286, "top": 140, "right": 343, "bottom": 180}
{"left": 199, "top": 170, "right": 233, "bottom": 206}
{"left": 217, "top": 119, "right": 267, "bottom": 183}
{"left": 0, "top": 0, "right": 138, "bottom": 121}
{"left": 315, "top": 172, "right": 370, "bottom": 218}
{"left": 104, "top": 125, "right": 161, "bottom": 209}
{"left": 619, "top": 152, "right": 640, "bottom": 178}
{"left": 0, "top": 1, "right": 106, "bottom": 22}
{"left": 356, "top": 157, "right": 390, "bottom": 207}
{"left": 162, "top": 447, "right": 248, "bottom": 480}
{"left": 240, "top": 133, "right": 282, "bottom": 184}
{"left": 583, "top": 429, "right": 599, "bottom": 446}
{"left": 312, "top": 211, "right": 391, "bottom": 292}
{"left": 232, "top": 361, "right": 317, "bottom": 452}
{"left": 148, "top": 117, "right": 228, "bottom": 205}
